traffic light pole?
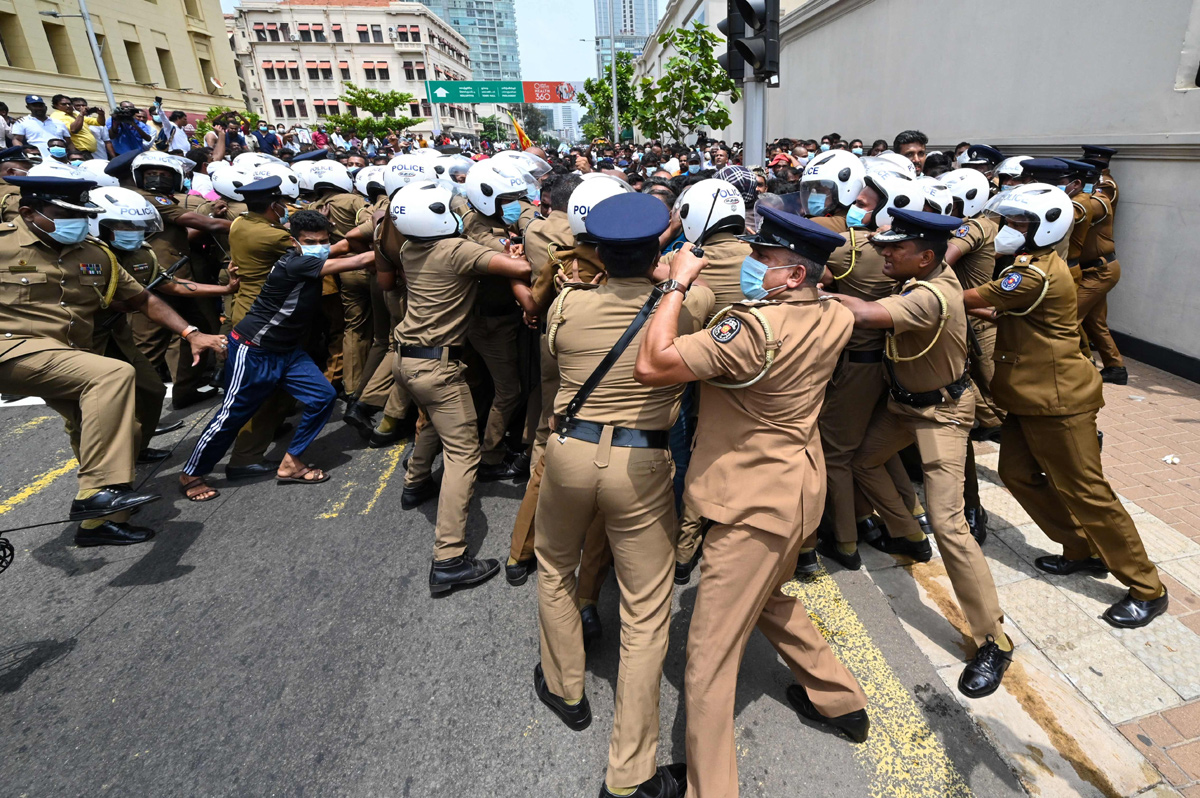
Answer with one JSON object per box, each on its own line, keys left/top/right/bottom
{"left": 743, "top": 77, "right": 765, "bottom": 170}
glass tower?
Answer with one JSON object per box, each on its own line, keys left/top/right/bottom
{"left": 595, "top": 0, "right": 658, "bottom": 76}
{"left": 420, "top": 0, "right": 521, "bottom": 81}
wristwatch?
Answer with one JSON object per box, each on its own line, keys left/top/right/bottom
{"left": 180, "top": 325, "right": 199, "bottom": 340}
{"left": 660, "top": 279, "right": 688, "bottom": 296}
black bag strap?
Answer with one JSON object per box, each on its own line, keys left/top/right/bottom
{"left": 560, "top": 285, "right": 664, "bottom": 427}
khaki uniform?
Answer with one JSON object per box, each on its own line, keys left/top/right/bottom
{"left": 948, "top": 215, "right": 1004, "bottom": 428}
{"left": 673, "top": 289, "right": 866, "bottom": 798}
{"left": 353, "top": 205, "right": 412, "bottom": 418}
{"left": 397, "top": 236, "right": 497, "bottom": 559}
{"left": 0, "top": 181, "right": 20, "bottom": 224}
{"left": 0, "top": 219, "right": 144, "bottom": 490}
{"left": 1076, "top": 192, "right": 1123, "bottom": 368}
{"left": 851, "top": 264, "right": 1007, "bottom": 648}
{"left": 819, "top": 229, "right": 923, "bottom": 544}
{"left": 693, "top": 231, "right": 751, "bottom": 311}
{"left": 312, "top": 189, "right": 371, "bottom": 392}
{"left": 535, "top": 277, "right": 713, "bottom": 789}
{"left": 977, "top": 249, "right": 1160, "bottom": 600}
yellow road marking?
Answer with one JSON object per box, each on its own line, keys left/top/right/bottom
{"left": 317, "top": 480, "right": 358, "bottom": 519}
{"left": 11, "top": 415, "right": 52, "bottom": 434}
{"left": 0, "top": 458, "right": 78, "bottom": 516}
{"left": 784, "top": 568, "right": 973, "bottom": 798}
{"left": 361, "top": 442, "right": 407, "bottom": 516}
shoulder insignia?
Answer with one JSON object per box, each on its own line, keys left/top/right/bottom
{"left": 79, "top": 263, "right": 104, "bottom": 276}
{"left": 1015, "top": 254, "right": 1032, "bottom": 265}
{"left": 1000, "top": 272, "right": 1023, "bottom": 292}
{"left": 711, "top": 316, "right": 742, "bottom": 343}
{"left": 953, "top": 224, "right": 970, "bottom": 238}
{"left": 151, "top": 196, "right": 174, "bottom": 206}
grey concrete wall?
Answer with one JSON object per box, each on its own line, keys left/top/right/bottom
{"left": 768, "top": 0, "right": 1200, "bottom": 360}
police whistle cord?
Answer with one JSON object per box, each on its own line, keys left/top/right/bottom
{"left": 100, "top": 256, "right": 190, "bottom": 330}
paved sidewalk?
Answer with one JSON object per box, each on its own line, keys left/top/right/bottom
{"left": 839, "top": 357, "right": 1200, "bottom": 798}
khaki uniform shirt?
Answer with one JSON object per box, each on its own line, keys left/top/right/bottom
{"left": 196, "top": 199, "right": 248, "bottom": 265}
{"left": 95, "top": 242, "right": 157, "bottom": 329}
{"left": 310, "top": 190, "right": 367, "bottom": 241}
{"left": 693, "top": 231, "right": 752, "bottom": 313}
{"left": 1078, "top": 193, "right": 1115, "bottom": 263}
{"left": 675, "top": 288, "right": 854, "bottom": 537}
{"left": 134, "top": 189, "right": 199, "bottom": 276}
{"left": 976, "top": 248, "right": 1104, "bottom": 416}
{"left": 228, "top": 212, "right": 293, "bottom": 324}
{"left": 947, "top": 215, "right": 998, "bottom": 289}
{"left": 551, "top": 278, "right": 713, "bottom": 430}
{"left": 826, "top": 226, "right": 892, "bottom": 351}
{"left": 811, "top": 214, "right": 849, "bottom": 234}
{"left": 0, "top": 220, "right": 143, "bottom": 359}
{"left": 396, "top": 236, "right": 496, "bottom": 347}
{"left": 525, "top": 212, "right": 577, "bottom": 309}
{"left": 876, "top": 263, "right": 970, "bottom": 419}
{"left": 1067, "top": 196, "right": 1094, "bottom": 265}
{"left": 0, "top": 182, "right": 19, "bottom": 224}
{"left": 1097, "top": 170, "right": 1118, "bottom": 206}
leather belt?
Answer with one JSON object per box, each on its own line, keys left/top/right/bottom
{"left": 399, "top": 344, "right": 464, "bottom": 360}
{"left": 847, "top": 349, "right": 884, "bottom": 364}
{"left": 1081, "top": 254, "right": 1116, "bottom": 270}
{"left": 554, "top": 416, "right": 670, "bottom": 449}
{"left": 890, "top": 371, "right": 971, "bottom": 409}
{"left": 1067, "top": 258, "right": 1080, "bottom": 268}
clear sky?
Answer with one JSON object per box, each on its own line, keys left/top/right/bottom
{"left": 217, "top": 0, "right": 600, "bottom": 81}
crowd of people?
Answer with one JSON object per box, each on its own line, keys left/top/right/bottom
{"left": 0, "top": 87, "right": 1163, "bottom": 797}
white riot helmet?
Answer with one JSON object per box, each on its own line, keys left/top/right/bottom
{"left": 74, "top": 159, "right": 119, "bottom": 187}
{"left": 915, "top": 176, "right": 954, "bottom": 215}
{"left": 132, "top": 151, "right": 191, "bottom": 192}
{"left": 866, "top": 150, "right": 917, "bottom": 178}
{"left": 567, "top": 174, "right": 632, "bottom": 238}
{"left": 307, "top": 161, "right": 352, "bottom": 193}
{"left": 861, "top": 172, "right": 922, "bottom": 229}
{"left": 985, "top": 183, "right": 1072, "bottom": 254}
{"left": 995, "top": 156, "right": 1031, "bottom": 187}
{"left": 88, "top": 185, "right": 164, "bottom": 244}
{"left": 492, "top": 149, "right": 552, "bottom": 181}
{"left": 389, "top": 180, "right": 460, "bottom": 240}
{"left": 940, "top": 168, "right": 991, "bottom": 217}
{"left": 799, "top": 150, "right": 865, "bottom": 216}
{"left": 355, "top": 165, "right": 387, "bottom": 199}
{"left": 385, "top": 154, "right": 435, "bottom": 196}
{"left": 440, "top": 154, "right": 474, "bottom": 183}
{"left": 291, "top": 161, "right": 320, "bottom": 194}
{"left": 29, "top": 161, "right": 85, "bottom": 180}
{"left": 211, "top": 168, "right": 253, "bottom": 202}
{"left": 233, "top": 151, "right": 285, "bottom": 170}
{"left": 246, "top": 162, "right": 300, "bottom": 199}
{"left": 465, "top": 160, "right": 528, "bottom": 216}
{"left": 676, "top": 178, "right": 746, "bottom": 243}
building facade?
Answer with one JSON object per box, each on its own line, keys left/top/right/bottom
{"left": 229, "top": 0, "right": 495, "bottom": 138}
{"left": 418, "top": 0, "right": 520, "bottom": 82}
{"left": 595, "top": 0, "right": 658, "bottom": 77}
{"left": 0, "top": 0, "right": 241, "bottom": 119}
{"left": 536, "top": 102, "right": 580, "bottom": 143}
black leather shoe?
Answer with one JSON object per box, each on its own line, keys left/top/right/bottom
{"left": 958, "top": 635, "right": 1012, "bottom": 698}
{"left": 1103, "top": 590, "right": 1169, "bottom": 629}
{"left": 368, "top": 425, "right": 407, "bottom": 449}
{"left": 581, "top": 604, "right": 603, "bottom": 650}
{"left": 794, "top": 549, "right": 821, "bottom": 579}
{"left": 401, "top": 478, "right": 439, "bottom": 509}
{"left": 856, "top": 515, "right": 886, "bottom": 545}
{"left": 534, "top": 662, "right": 592, "bottom": 731}
{"left": 816, "top": 537, "right": 861, "bottom": 571}
{"left": 966, "top": 506, "right": 988, "bottom": 545}
{"left": 74, "top": 520, "right": 156, "bottom": 548}
{"left": 509, "top": 450, "right": 531, "bottom": 481}
{"left": 69, "top": 485, "right": 160, "bottom": 521}
{"left": 1034, "top": 554, "right": 1109, "bottom": 576}
{"left": 914, "top": 513, "right": 934, "bottom": 539}
{"left": 506, "top": 558, "right": 536, "bottom": 586}
{"left": 599, "top": 765, "right": 685, "bottom": 797}
{"left": 868, "top": 534, "right": 933, "bottom": 562}
{"left": 342, "top": 401, "right": 378, "bottom": 438}
{"left": 172, "top": 385, "right": 219, "bottom": 410}
{"left": 477, "top": 458, "right": 524, "bottom": 483}
{"left": 1100, "top": 366, "right": 1128, "bottom": 385}
{"left": 429, "top": 554, "right": 500, "bottom": 596}
{"left": 786, "top": 683, "right": 869, "bottom": 743}
{"left": 152, "top": 420, "right": 184, "bottom": 436}
{"left": 225, "top": 462, "right": 276, "bottom": 481}
{"left": 137, "top": 447, "right": 171, "bottom": 464}
{"left": 674, "top": 547, "right": 702, "bottom": 585}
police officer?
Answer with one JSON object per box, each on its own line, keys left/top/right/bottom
{"left": 1081, "top": 145, "right": 1119, "bottom": 205}
{"left": 964, "top": 185, "right": 1167, "bottom": 628}
{"left": 1077, "top": 147, "right": 1126, "bottom": 384}
{"left": 636, "top": 205, "right": 870, "bottom": 797}
{"left": 0, "top": 176, "right": 225, "bottom": 545}
{"left": 533, "top": 192, "right": 711, "bottom": 798}
{"left": 798, "top": 149, "right": 865, "bottom": 233}
{"left": 389, "top": 179, "right": 531, "bottom": 596}
{"left": 960, "top": 144, "right": 1005, "bottom": 180}
{"left": 0, "top": 145, "right": 34, "bottom": 223}
{"left": 1017, "top": 159, "right": 1080, "bottom": 270}
{"left": 837, "top": 208, "right": 1014, "bottom": 698}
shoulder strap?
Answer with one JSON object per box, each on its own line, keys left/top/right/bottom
{"left": 884, "top": 280, "right": 949, "bottom": 363}
{"left": 93, "top": 241, "right": 122, "bottom": 307}
{"left": 559, "top": 286, "right": 665, "bottom": 427}
{"left": 830, "top": 228, "right": 858, "bottom": 280}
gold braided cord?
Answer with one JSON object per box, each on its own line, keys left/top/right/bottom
{"left": 830, "top": 227, "right": 858, "bottom": 280}
{"left": 702, "top": 305, "right": 780, "bottom": 389}
{"left": 995, "top": 261, "right": 1050, "bottom": 317}
{"left": 884, "top": 281, "right": 949, "bottom": 362}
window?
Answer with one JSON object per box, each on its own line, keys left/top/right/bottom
{"left": 124, "top": 39, "right": 151, "bottom": 83}
{"left": 279, "top": 23, "right": 290, "bottom": 39}
{"left": 306, "top": 61, "right": 318, "bottom": 78}
{"left": 284, "top": 100, "right": 296, "bottom": 118}
{"left": 156, "top": 47, "right": 179, "bottom": 88}
{"left": 271, "top": 99, "right": 283, "bottom": 116}
{"left": 363, "top": 62, "right": 376, "bottom": 81}
{"left": 267, "top": 23, "right": 279, "bottom": 42}
{"left": 314, "top": 100, "right": 326, "bottom": 117}
{"left": 320, "top": 61, "right": 332, "bottom": 79}
{"left": 357, "top": 24, "right": 369, "bottom": 43}
{"left": 313, "top": 25, "right": 326, "bottom": 43}
{"left": 253, "top": 22, "right": 266, "bottom": 41}
{"left": 327, "top": 101, "right": 340, "bottom": 115}
{"left": 198, "top": 57, "right": 218, "bottom": 94}
{"left": 183, "top": 0, "right": 201, "bottom": 18}
{"left": 299, "top": 26, "right": 312, "bottom": 42}
{"left": 409, "top": 102, "right": 420, "bottom": 116}
{"left": 43, "top": 22, "right": 80, "bottom": 75}
{"left": 403, "top": 61, "right": 414, "bottom": 80}
{"left": 395, "top": 27, "right": 408, "bottom": 42}
{"left": 415, "top": 61, "right": 426, "bottom": 80}
{"left": 297, "top": 99, "right": 308, "bottom": 117}
{"left": 371, "top": 24, "right": 383, "bottom": 42}
{"left": 339, "top": 61, "right": 350, "bottom": 80}
{"left": 347, "top": 104, "right": 357, "bottom": 116}
{"left": 261, "top": 60, "right": 275, "bottom": 80}
{"left": 376, "top": 62, "right": 389, "bottom": 80}
{"left": 0, "top": 12, "right": 32, "bottom": 69}
{"left": 92, "top": 33, "right": 118, "bottom": 77}
{"left": 332, "top": 24, "right": 343, "bottom": 43}
{"left": 420, "top": 100, "right": 431, "bottom": 116}
{"left": 410, "top": 25, "right": 421, "bottom": 42}
{"left": 288, "top": 62, "right": 299, "bottom": 80}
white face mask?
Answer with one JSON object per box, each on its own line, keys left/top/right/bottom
{"left": 994, "top": 225, "right": 1028, "bottom": 255}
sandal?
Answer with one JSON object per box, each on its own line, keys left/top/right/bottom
{"left": 179, "top": 477, "right": 219, "bottom": 502}
{"left": 276, "top": 466, "right": 330, "bottom": 485}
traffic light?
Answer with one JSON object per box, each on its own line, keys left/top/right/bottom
{"left": 732, "top": 0, "right": 779, "bottom": 80}
{"left": 717, "top": 2, "right": 745, "bottom": 84}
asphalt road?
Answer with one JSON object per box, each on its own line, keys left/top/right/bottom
{"left": 0, "top": 396, "right": 1026, "bottom": 798}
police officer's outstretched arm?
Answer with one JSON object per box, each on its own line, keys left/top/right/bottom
{"left": 826, "top": 292, "right": 895, "bottom": 329}
{"left": 113, "top": 290, "right": 228, "bottom": 365}
{"left": 485, "top": 251, "right": 532, "bottom": 281}
{"left": 635, "top": 246, "right": 705, "bottom": 386}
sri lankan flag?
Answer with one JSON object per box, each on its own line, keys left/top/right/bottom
{"left": 508, "top": 111, "right": 534, "bottom": 150}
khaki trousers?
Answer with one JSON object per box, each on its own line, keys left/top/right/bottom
{"left": 685, "top": 521, "right": 867, "bottom": 798}
{"left": 91, "top": 319, "right": 165, "bottom": 450}
{"left": 969, "top": 319, "right": 1005, "bottom": 428}
{"left": 356, "top": 291, "right": 411, "bottom": 418}
{"left": 320, "top": 292, "right": 344, "bottom": 385}
{"left": 0, "top": 348, "right": 137, "bottom": 490}
{"left": 535, "top": 434, "right": 677, "bottom": 789}
{"left": 676, "top": 504, "right": 704, "bottom": 565}
{"left": 509, "top": 332, "right": 565, "bottom": 562}
{"left": 1077, "top": 258, "right": 1124, "bottom": 368}
{"left": 340, "top": 270, "right": 374, "bottom": 395}
{"left": 467, "top": 312, "right": 523, "bottom": 464}
{"left": 131, "top": 297, "right": 216, "bottom": 403}
{"left": 819, "top": 359, "right": 922, "bottom": 544}
{"left": 852, "top": 399, "right": 1007, "bottom": 647}
{"left": 399, "top": 356, "right": 479, "bottom": 560}
{"left": 999, "top": 411, "right": 1161, "bottom": 600}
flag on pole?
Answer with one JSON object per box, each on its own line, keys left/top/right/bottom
{"left": 508, "top": 111, "right": 533, "bottom": 150}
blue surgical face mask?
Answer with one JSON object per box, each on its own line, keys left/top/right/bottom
{"left": 846, "top": 204, "right": 869, "bottom": 228}
{"left": 112, "top": 230, "right": 145, "bottom": 250}
{"left": 182, "top": 177, "right": 192, "bottom": 191}
{"left": 526, "top": 184, "right": 540, "bottom": 203}
{"left": 49, "top": 146, "right": 67, "bottom": 159}
{"left": 454, "top": 213, "right": 464, "bottom": 234}
{"left": 851, "top": 147, "right": 863, "bottom": 156}
{"left": 500, "top": 200, "right": 521, "bottom": 225}
{"left": 820, "top": 143, "right": 831, "bottom": 152}
{"left": 740, "top": 255, "right": 790, "bottom": 301}
{"left": 37, "top": 212, "right": 89, "bottom": 245}
{"left": 300, "top": 243, "right": 331, "bottom": 259}
{"left": 687, "top": 164, "right": 701, "bottom": 175}
{"left": 807, "top": 192, "right": 828, "bottom": 217}
{"left": 275, "top": 203, "right": 290, "bottom": 224}
{"left": 1083, "top": 183, "right": 1095, "bottom": 194}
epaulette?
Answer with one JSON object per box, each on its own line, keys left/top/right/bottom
{"left": 0, "top": 220, "right": 17, "bottom": 234}
{"left": 1071, "top": 200, "right": 1087, "bottom": 222}
{"left": 1014, "top": 254, "right": 1033, "bottom": 267}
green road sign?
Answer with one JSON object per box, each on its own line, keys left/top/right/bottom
{"left": 426, "top": 81, "right": 524, "bottom": 103}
